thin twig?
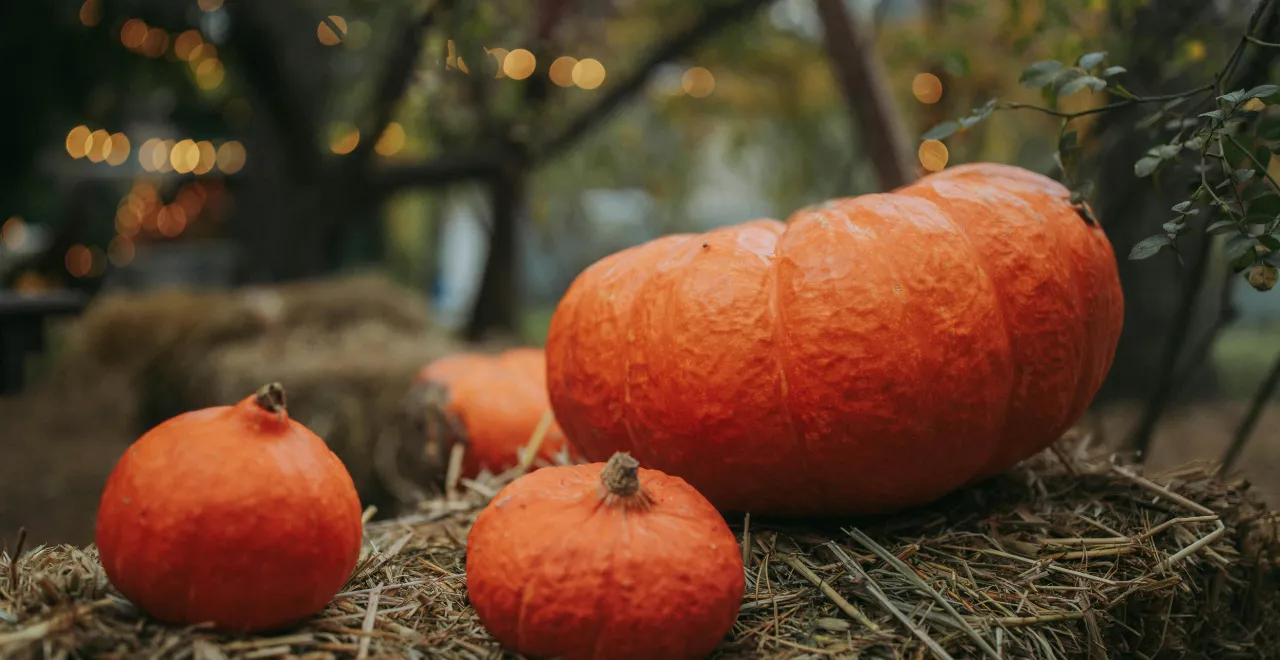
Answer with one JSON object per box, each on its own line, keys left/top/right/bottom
{"left": 778, "top": 553, "right": 879, "bottom": 632}
{"left": 825, "top": 543, "right": 953, "bottom": 660}
{"left": 1220, "top": 349, "right": 1280, "bottom": 473}
{"left": 847, "top": 529, "right": 1001, "bottom": 659}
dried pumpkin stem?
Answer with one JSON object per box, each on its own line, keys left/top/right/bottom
{"left": 599, "top": 452, "right": 652, "bottom": 511}
{"left": 253, "top": 382, "right": 288, "bottom": 420}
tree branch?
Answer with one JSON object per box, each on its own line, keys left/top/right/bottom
{"left": 372, "top": 148, "right": 505, "bottom": 196}
{"left": 1220, "top": 349, "right": 1280, "bottom": 473}
{"left": 815, "top": 0, "right": 914, "bottom": 191}
{"left": 348, "top": 0, "right": 453, "bottom": 168}
{"left": 532, "top": 0, "right": 774, "bottom": 164}
{"left": 1126, "top": 214, "right": 1217, "bottom": 457}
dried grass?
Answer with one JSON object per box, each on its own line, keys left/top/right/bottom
{"left": 2, "top": 435, "right": 1278, "bottom": 659}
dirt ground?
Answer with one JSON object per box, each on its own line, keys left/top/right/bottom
{"left": 2, "top": 374, "right": 1278, "bottom": 548}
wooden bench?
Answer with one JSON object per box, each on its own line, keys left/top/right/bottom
{"left": 0, "top": 290, "right": 88, "bottom": 395}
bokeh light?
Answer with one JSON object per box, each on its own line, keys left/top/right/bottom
{"left": 141, "top": 28, "right": 169, "bottom": 58}
{"left": 116, "top": 204, "right": 141, "bottom": 237}
{"left": 216, "top": 141, "right": 246, "bottom": 174}
{"left": 1, "top": 216, "right": 26, "bottom": 251}
{"left": 194, "top": 141, "right": 217, "bottom": 174}
{"left": 154, "top": 140, "right": 176, "bottom": 172}
{"left": 1185, "top": 39, "right": 1207, "bottom": 62}
{"left": 65, "top": 245, "right": 93, "bottom": 277}
{"left": 65, "top": 126, "right": 91, "bottom": 159}
{"left": 681, "top": 67, "right": 715, "bottom": 98}
{"left": 170, "top": 139, "right": 200, "bottom": 173}
{"left": 157, "top": 205, "right": 188, "bottom": 238}
{"left": 79, "top": 0, "right": 101, "bottom": 27}
{"left": 487, "top": 48, "right": 510, "bottom": 78}
{"left": 87, "top": 247, "right": 107, "bottom": 277}
{"left": 177, "top": 183, "right": 206, "bottom": 217}
{"left": 503, "top": 49, "right": 536, "bottom": 80}
{"left": 198, "top": 0, "right": 224, "bottom": 11}
{"left": 572, "top": 58, "right": 606, "bottom": 90}
{"left": 105, "top": 133, "right": 131, "bottom": 166}
{"left": 195, "top": 58, "right": 226, "bottom": 90}
{"left": 918, "top": 139, "right": 950, "bottom": 172}
{"left": 86, "top": 129, "right": 110, "bottom": 163}
{"left": 137, "top": 138, "right": 161, "bottom": 171}
{"left": 120, "top": 19, "right": 147, "bottom": 50}
{"left": 108, "top": 236, "right": 135, "bottom": 267}
{"left": 912, "top": 72, "right": 943, "bottom": 104}
{"left": 329, "top": 123, "right": 360, "bottom": 155}
{"left": 549, "top": 56, "right": 577, "bottom": 87}
{"left": 375, "top": 122, "right": 406, "bottom": 156}
{"left": 175, "top": 30, "right": 203, "bottom": 61}
{"left": 346, "top": 21, "right": 372, "bottom": 50}
{"left": 318, "top": 16, "right": 347, "bottom": 46}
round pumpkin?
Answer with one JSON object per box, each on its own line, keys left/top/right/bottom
{"left": 466, "top": 452, "right": 745, "bottom": 660}
{"left": 95, "top": 383, "right": 364, "bottom": 632}
{"left": 546, "top": 163, "right": 1124, "bottom": 517}
{"left": 412, "top": 348, "right": 575, "bottom": 478}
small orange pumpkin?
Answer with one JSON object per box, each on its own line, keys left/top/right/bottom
{"left": 95, "top": 383, "right": 364, "bottom": 632}
{"left": 466, "top": 452, "right": 745, "bottom": 660}
{"left": 412, "top": 348, "right": 575, "bottom": 478}
{"left": 546, "top": 163, "right": 1124, "bottom": 517}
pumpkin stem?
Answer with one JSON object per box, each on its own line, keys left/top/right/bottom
{"left": 599, "top": 452, "right": 652, "bottom": 511}
{"left": 253, "top": 382, "right": 288, "bottom": 422}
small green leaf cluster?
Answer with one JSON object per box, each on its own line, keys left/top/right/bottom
{"left": 920, "top": 38, "right": 1280, "bottom": 292}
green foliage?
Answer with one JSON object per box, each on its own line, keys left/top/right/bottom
{"left": 920, "top": 3, "right": 1280, "bottom": 292}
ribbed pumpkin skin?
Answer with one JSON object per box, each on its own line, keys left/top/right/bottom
{"left": 417, "top": 348, "right": 574, "bottom": 477}
{"left": 465, "top": 458, "right": 744, "bottom": 660}
{"left": 545, "top": 163, "right": 1124, "bottom": 517}
{"left": 95, "top": 387, "right": 364, "bottom": 632}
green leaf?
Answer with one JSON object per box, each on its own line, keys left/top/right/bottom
{"left": 1129, "top": 235, "right": 1172, "bottom": 259}
{"left": 1162, "top": 219, "right": 1184, "bottom": 233}
{"left": 1135, "top": 156, "right": 1162, "bottom": 178}
{"left": 1251, "top": 194, "right": 1280, "bottom": 217}
{"left": 1172, "top": 201, "right": 1193, "bottom": 213}
{"left": 1150, "top": 144, "right": 1182, "bottom": 159}
{"left": 1162, "top": 97, "right": 1187, "bottom": 111}
{"left": 1225, "top": 234, "right": 1258, "bottom": 262}
{"left": 1219, "top": 90, "right": 1247, "bottom": 104}
{"left": 1077, "top": 51, "right": 1107, "bottom": 70}
{"left": 1183, "top": 136, "right": 1205, "bottom": 151}
{"left": 1207, "top": 220, "right": 1239, "bottom": 235}
{"left": 1200, "top": 110, "right": 1224, "bottom": 120}
{"left": 1019, "top": 60, "right": 1065, "bottom": 88}
{"left": 1245, "top": 84, "right": 1280, "bottom": 101}
{"left": 922, "top": 121, "right": 959, "bottom": 141}
{"left": 1259, "top": 234, "right": 1280, "bottom": 250}
{"left": 1235, "top": 168, "right": 1258, "bottom": 183}
{"left": 1102, "top": 65, "right": 1127, "bottom": 77}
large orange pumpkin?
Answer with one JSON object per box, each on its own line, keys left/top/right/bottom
{"left": 95, "top": 383, "right": 364, "bottom": 632}
{"left": 546, "top": 163, "right": 1124, "bottom": 517}
{"left": 413, "top": 348, "right": 575, "bottom": 478}
{"left": 466, "top": 452, "right": 745, "bottom": 659}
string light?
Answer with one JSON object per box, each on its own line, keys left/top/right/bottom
{"left": 912, "top": 73, "right": 943, "bottom": 104}
{"left": 502, "top": 49, "right": 536, "bottom": 80}
{"left": 1, "top": 216, "right": 26, "bottom": 250}
{"left": 65, "top": 245, "right": 93, "bottom": 277}
{"left": 549, "top": 56, "right": 577, "bottom": 87}
{"left": 79, "top": 0, "right": 101, "bottom": 27}
{"left": 86, "top": 129, "right": 111, "bottom": 163}
{"left": 66, "top": 126, "right": 91, "bottom": 159}
{"left": 318, "top": 16, "right": 347, "bottom": 46}
{"left": 105, "top": 133, "right": 131, "bottom": 166}
{"left": 681, "top": 67, "right": 715, "bottom": 98}
{"left": 572, "top": 58, "right": 606, "bottom": 90}
{"left": 374, "top": 122, "right": 406, "bottom": 156}
{"left": 108, "top": 236, "right": 135, "bottom": 267}
{"left": 918, "top": 139, "right": 949, "bottom": 172}
{"left": 216, "top": 141, "right": 246, "bottom": 174}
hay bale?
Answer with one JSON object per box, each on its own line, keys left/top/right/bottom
{"left": 2, "top": 444, "right": 1278, "bottom": 659}
{"left": 60, "top": 273, "right": 465, "bottom": 518}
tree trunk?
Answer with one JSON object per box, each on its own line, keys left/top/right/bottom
{"left": 464, "top": 161, "right": 525, "bottom": 342}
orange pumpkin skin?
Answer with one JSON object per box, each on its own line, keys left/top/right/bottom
{"left": 545, "top": 163, "right": 1124, "bottom": 517}
{"left": 95, "top": 384, "right": 364, "bottom": 632}
{"left": 466, "top": 453, "right": 744, "bottom": 660}
{"left": 416, "top": 348, "right": 575, "bottom": 477}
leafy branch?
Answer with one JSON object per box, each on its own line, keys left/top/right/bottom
{"left": 922, "top": 3, "right": 1280, "bottom": 293}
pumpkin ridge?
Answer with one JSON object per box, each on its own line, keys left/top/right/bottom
{"left": 586, "top": 510, "right": 626, "bottom": 660}
{"left": 769, "top": 218, "right": 823, "bottom": 511}
{"left": 895, "top": 187, "right": 1019, "bottom": 474}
